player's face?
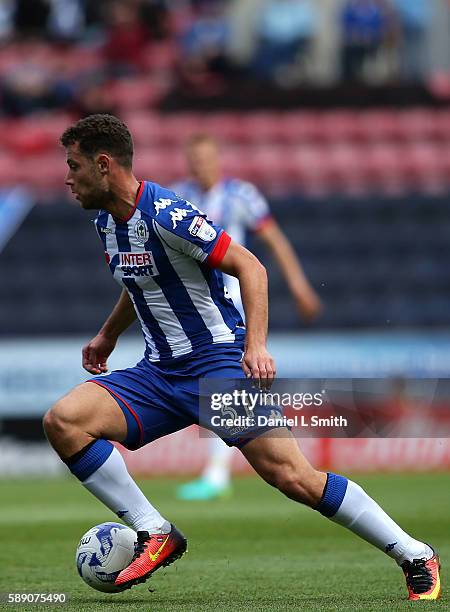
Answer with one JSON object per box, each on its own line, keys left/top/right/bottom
{"left": 65, "top": 143, "right": 109, "bottom": 210}
{"left": 186, "top": 141, "right": 220, "bottom": 189}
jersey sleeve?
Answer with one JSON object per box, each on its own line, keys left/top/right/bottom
{"left": 152, "top": 197, "right": 230, "bottom": 268}
{"left": 168, "top": 180, "right": 187, "bottom": 199}
{"left": 237, "top": 181, "right": 272, "bottom": 232}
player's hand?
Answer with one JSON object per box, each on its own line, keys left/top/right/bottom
{"left": 82, "top": 333, "right": 117, "bottom": 374}
{"left": 241, "top": 345, "right": 276, "bottom": 391}
{"left": 295, "top": 290, "right": 323, "bottom": 323}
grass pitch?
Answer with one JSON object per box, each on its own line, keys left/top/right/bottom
{"left": 0, "top": 473, "right": 448, "bottom": 611}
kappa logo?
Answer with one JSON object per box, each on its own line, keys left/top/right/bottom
{"left": 170, "top": 207, "right": 190, "bottom": 228}
{"left": 100, "top": 226, "right": 112, "bottom": 234}
{"left": 154, "top": 198, "right": 177, "bottom": 215}
{"left": 185, "top": 200, "right": 204, "bottom": 214}
{"left": 134, "top": 219, "right": 149, "bottom": 244}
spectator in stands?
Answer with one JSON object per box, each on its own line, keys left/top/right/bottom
{"left": 0, "top": 0, "right": 14, "bottom": 41}
{"left": 177, "top": 0, "right": 235, "bottom": 94}
{"left": 1, "top": 60, "right": 74, "bottom": 116}
{"left": 340, "top": 0, "right": 391, "bottom": 82}
{"left": 140, "top": 0, "right": 171, "bottom": 41}
{"left": 13, "top": 0, "right": 51, "bottom": 38}
{"left": 251, "top": 0, "right": 317, "bottom": 86}
{"left": 71, "top": 76, "right": 117, "bottom": 118}
{"left": 391, "top": 0, "right": 430, "bottom": 82}
{"left": 47, "top": 0, "right": 85, "bottom": 42}
{"left": 102, "top": 0, "right": 150, "bottom": 76}
{"left": 83, "top": 0, "right": 103, "bottom": 26}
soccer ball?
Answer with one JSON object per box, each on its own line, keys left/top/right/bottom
{"left": 75, "top": 522, "right": 136, "bottom": 592}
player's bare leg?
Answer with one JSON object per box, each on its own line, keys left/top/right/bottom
{"left": 43, "top": 383, "right": 187, "bottom": 588}
{"left": 44, "top": 382, "right": 128, "bottom": 458}
{"left": 241, "top": 430, "right": 441, "bottom": 601}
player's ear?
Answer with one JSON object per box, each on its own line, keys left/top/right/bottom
{"left": 96, "top": 153, "right": 111, "bottom": 175}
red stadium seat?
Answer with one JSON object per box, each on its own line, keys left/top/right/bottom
{"left": 434, "top": 110, "right": 450, "bottom": 141}
{"left": 326, "top": 144, "right": 367, "bottom": 192}
{"left": 158, "top": 114, "right": 204, "bottom": 146}
{"left": 286, "top": 145, "right": 334, "bottom": 195}
{"left": 61, "top": 46, "right": 104, "bottom": 77}
{"left": 319, "top": 111, "right": 363, "bottom": 143}
{"left": 236, "top": 112, "right": 286, "bottom": 144}
{"left": 107, "top": 76, "right": 166, "bottom": 111}
{"left": 220, "top": 144, "right": 247, "bottom": 178}
{"left": 16, "top": 154, "right": 66, "bottom": 190}
{"left": 356, "top": 111, "right": 402, "bottom": 143}
{"left": 202, "top": 113, "right": 246, "bottom": 143}
{"left": 361, "top": 143, "right": 406, "bottom": 193}
{"left": 0, "top": 46, "right": 25, "bottom": 74}
{"left": 142, "top": 42, "right": 177, "bottom": 72}
{"left": 395, "top": 109, "right": 439, "bottom": 142}
{"left": 0, "top": 155, "right": 20, "bottom": 186}
{"left": 399, "top": 143, "right": 447, "bottom": 193}
{"left": 276, "top": 112, "right": 325, "bottom": 145}
{"left": 2, "top": 114, "right": 72, "bottom": 155}
{"left": 134, "top": 146, "right": 185, "bottom": 185}
{"left": 240, "top": 144, "right": 290, "bottom": 188}
{"left": 437, "top": 143, "right": 450, "bottom": 174}
{"left": 120, "top": 111, "right": 168, "bottom": 147}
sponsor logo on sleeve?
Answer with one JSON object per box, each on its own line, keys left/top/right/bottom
{"left": 188, "top": 216, "right": 217, "bottom": 241}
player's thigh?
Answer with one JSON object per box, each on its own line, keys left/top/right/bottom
{"left": 240, "top": 429, "right": 321, "bottom": 487}
{"left": 50, "top": 381, "right": 127, "bottom": 442}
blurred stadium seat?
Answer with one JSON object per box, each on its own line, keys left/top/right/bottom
{"left": 0, "top": 110, "right": 448, "bottom": 195}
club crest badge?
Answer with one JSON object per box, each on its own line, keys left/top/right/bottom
{"left": 134, "top": 219, "right": 149, "bottom": 244}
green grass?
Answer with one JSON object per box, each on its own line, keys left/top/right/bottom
{"left": 0, "top": 474, "right": 448, "bottom": 611}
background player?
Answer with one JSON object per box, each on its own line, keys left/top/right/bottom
{"left": 173, "top": 133, "right": 323, "bottom": 501}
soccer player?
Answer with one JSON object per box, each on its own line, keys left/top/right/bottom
{"left": 173, "top": 133, "right": 322, "bottom": 501}
{"left": 44, "top": 114, "right": 440, "bottom": 599}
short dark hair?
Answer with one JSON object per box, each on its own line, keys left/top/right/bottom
{"left": 60, "top": 114, "right": 134, "bottom": 168}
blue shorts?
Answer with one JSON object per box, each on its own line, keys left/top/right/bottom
{"left": 88, "top": 345, "right": 280, "bottom": 450}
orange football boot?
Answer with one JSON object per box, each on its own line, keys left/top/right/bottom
{"left": 402, "top": 547, "right": 441, "bottom": 601}
{"left": 115, "top": 524, "right": 187, "bottom": 589}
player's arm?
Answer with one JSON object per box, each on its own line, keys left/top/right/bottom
{"left": 82, "top": 289, "right": 137, "bottom": 374}
{"left": 255, "top": 218, "right": 323, "bottom": 322}
{"left": 217, "top": 240, "right": 276, "bottom": 389}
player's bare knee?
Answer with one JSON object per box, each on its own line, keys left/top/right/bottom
{"left": 43, "top": 398, "right": 78, "bottom": 439}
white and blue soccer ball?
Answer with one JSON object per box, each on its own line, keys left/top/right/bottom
{"left": 75, "top": 522, "right": 136, "bottom": 592}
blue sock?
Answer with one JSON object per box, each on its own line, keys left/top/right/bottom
{"left": 316, "top": 472, "right": 348, "bottom": 517}
{"left": 65, "top": 439, "right": 114, "bottom": 482}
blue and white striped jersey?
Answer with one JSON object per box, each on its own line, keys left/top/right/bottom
{"left": 94, "top": 181, "right": 245, "bottom": 364}
{"left": 171, "top": 178, "right": 272, "bottom": 311}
